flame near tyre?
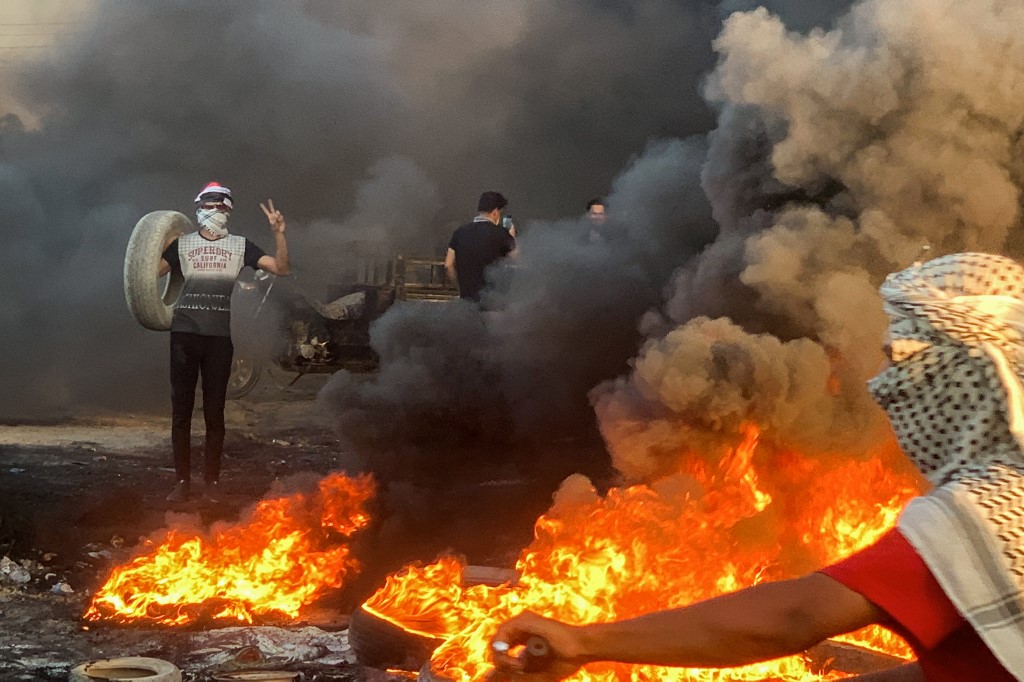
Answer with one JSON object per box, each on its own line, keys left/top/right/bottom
{"left": 81, "top": 427, "right": 920, "bottom": 680}
{"left": 363, "top": 427, "right": 921, "bottom": 681}
{"left": 84, "top": 474, "right": 374, "bottom": 627}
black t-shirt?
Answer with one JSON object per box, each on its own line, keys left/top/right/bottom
{"left": 448, "top": 219, "right": 515, "bottom": 301}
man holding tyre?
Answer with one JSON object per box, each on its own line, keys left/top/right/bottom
{"left": 154, "top": 182, "right": 290, "bottom": 504}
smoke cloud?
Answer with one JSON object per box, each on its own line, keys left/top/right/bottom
{"left": 323, "top": 0, "right": 1024, "bottom": 491}
{"left": 10, "top": 0, "right": 965, "bottom": 583}
{"left": 20, "top": 0, "right": 976, "bottom": 501}
{"left": 322, "top": 136, "right": 717, "bottom": 461}
{"left": 0, "top": 0, "right": 735, "bottom": 418}
{"left": 594, "top": 0, "right": 1024, "bottom": 481}
{"left": 289, "top": 156, "right": 443, "bottom": 301}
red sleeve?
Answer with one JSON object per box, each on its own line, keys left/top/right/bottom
{"left": 819, "top": 528, "right": 964, "bottom": 649}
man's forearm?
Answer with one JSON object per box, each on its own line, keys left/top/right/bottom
{"left": 575, "top": 579, "right": 863, "bottom": 669}
{"left": 446, "top": 265, "right": 457, "bottom": 284}
{"left": 273, "top": 233, "right": 290, "bottom": 275}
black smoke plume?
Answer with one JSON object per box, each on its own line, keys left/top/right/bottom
{"left": 595, "top": 0, "right": 1024, "bottom": 481}
{"left": 3, "top": 0, "right": 795, "bottom": 419}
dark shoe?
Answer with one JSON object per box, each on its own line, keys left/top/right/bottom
{"left": 166, "top": 480, "right": 190, "bottom": 503}
{"left": 199, "top": 480, "right": 221, "bottom": 504}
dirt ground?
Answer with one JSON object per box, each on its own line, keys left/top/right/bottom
{"left": 0, "top": 374, "right": 610, "bottom": 681}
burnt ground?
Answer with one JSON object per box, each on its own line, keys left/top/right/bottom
{"left": 0, "top": 374, "right": 613, "bottom": 681}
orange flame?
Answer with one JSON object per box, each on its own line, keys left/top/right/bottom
{"left": 84, "top": 473, "right": 374, "bottom": 626}
{"left": 364, "top": 427, "right": 922, "bottom": 680}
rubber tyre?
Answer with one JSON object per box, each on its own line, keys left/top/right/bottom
{"left": 349, "top": 605, "right": 445, "bottom": 671}
{"left": 69, "top": 656, "right": 182, "bottom": 681}
{"left": 226, "top": 357, "right": 263, "bottom": 399}
{"left": 124, "top": 210, "right": 192, "bottom": 331}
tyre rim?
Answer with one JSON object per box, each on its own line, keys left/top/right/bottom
{"left": 229, "top": 358, "right": 257, "bottom": 390}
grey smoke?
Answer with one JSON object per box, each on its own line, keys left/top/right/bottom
{"left": 0, "top": 2, "right": 403, "bottom": 418}
{"left": 0, "top": 0, "right": 716, "bottom": 417}
{"left": 318, "top": 1, "right": 909, "bottom": 459}
{"left": 594, "top": 0, "right": 1024, "bottom": 482}
{"left": 325, "top": 0, "right": 1024, "bottom": 490}
{"left": 290, "top": 156, "right": 442, "bottom": 302}
{"left": 322, "top": 136, "right": 717, "bottom": 456}
{"left": 3, "top": 0, "right": 788, "bottom": 419}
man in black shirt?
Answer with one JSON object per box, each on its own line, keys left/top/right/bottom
{"left": 157, "top": 182, "right": 290, "bottom": 504}
{"left": 445, "top": 191, "right": 517, "bottom": 302}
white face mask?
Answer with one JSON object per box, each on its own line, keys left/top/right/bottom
{"left": 196, "top": 207, "right": 230, "bottom": 238}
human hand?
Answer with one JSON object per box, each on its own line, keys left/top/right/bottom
{"left": 260, "top": 199, "right": 286, "bottom": 234}
{"left": 489, "top": 612, "right": 587, "bottom": 681}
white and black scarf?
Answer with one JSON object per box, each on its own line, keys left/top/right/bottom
{"left": 196, "top": 207, "right": 230, "bottom": 239}
{"left": 867, "top": 252, "right": 1024, "bottom": 678}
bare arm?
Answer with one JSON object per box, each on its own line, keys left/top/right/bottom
{"left": 257, "top": 199, "right": 290, "bottom": 276}
{"left": 491, "top": 573, "right": 886, "bottom": 679}
{"left": 445, "top": 247, "right": 457, "bottom": 284}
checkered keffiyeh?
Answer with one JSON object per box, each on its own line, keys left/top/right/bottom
{"left": 867, "top": 253, "right": 1024, "bottom": 677}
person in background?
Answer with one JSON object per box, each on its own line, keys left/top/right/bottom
{"left": 445, "top": 191, "right": 517, "bottom": 302}
{"left": 585, "top": 197, "right": 606, "bottom": 225}
{"left": 491, "top": 252, "right": 1024, "bottom": 681}
{"left": 157, "top": 182, "right": 290, "bottom": 504}
{"left": 586, "top": 197, "right": 610, "bottom": 242}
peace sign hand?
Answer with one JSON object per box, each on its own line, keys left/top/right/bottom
{"left": 260, "top": 199, "right": 286, "bottom": 234}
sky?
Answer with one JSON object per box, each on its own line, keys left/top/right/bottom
{"left": 0, "top": 0, "right": 93, "bottom": 118}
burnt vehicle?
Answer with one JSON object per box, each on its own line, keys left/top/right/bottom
{"left": 226, "top": 255, "right": 458, "bottom": 398}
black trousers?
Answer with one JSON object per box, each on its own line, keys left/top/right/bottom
{"left": 170, "top": 332, "right": 233, "bottom": 484}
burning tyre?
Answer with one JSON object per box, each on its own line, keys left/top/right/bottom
{"left": 123, "top": 210, "right": 192, "bottom": 331}
{"left": 350, "top": 564, "right": 518, "bottom": 673}
{"left": 348, "top": 604, "right": 446, "bottom": 671}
